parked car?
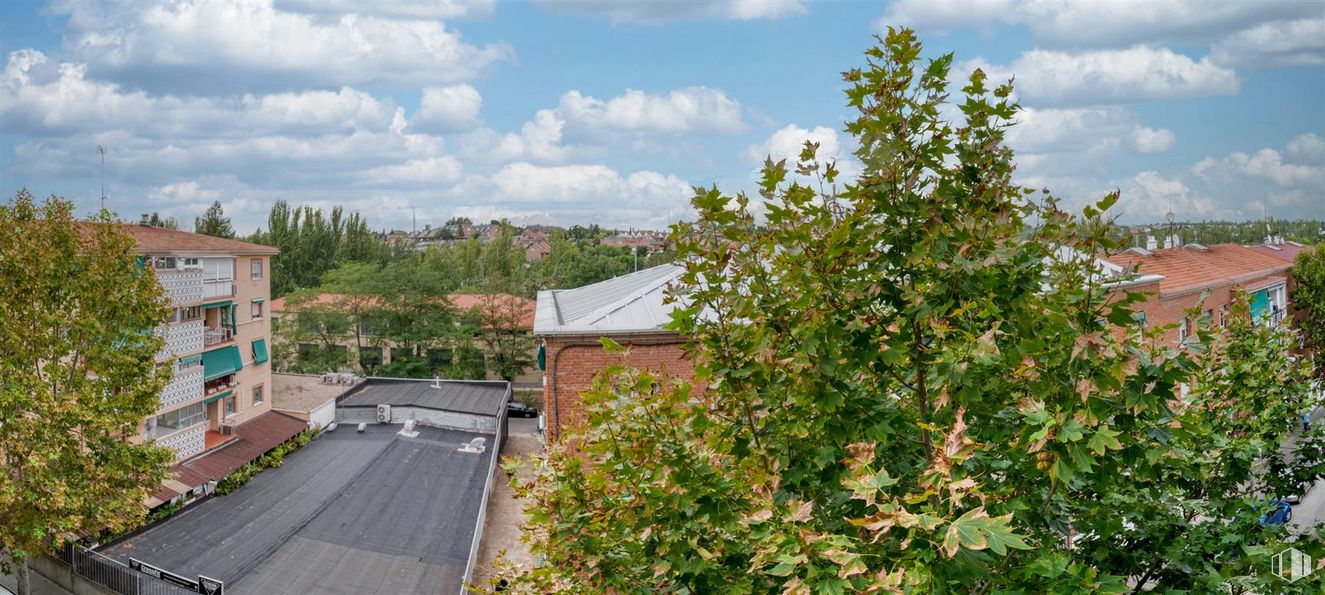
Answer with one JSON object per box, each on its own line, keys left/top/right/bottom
{"left": 507, "top": 401, "right": 539, "bottom": 418}
{"left": 1259, "top": 498, "right": 1292, "bottom": 526}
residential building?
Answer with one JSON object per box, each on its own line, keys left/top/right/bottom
{"left": 1100, "top": 243, "right": 1295, "bottom": 345}
{"left": 533, "top": 264, "right": 695, "bottom": 442}
{"left": 122, "top": 223, "right": 280, "bottom": 461}
{"left": 601, "top": 229, "right": 669, "bottom": 255}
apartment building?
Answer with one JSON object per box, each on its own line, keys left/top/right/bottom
{"left": 123, "top": 224, "right": 280, "bottom": 461}
{"left": 1101, "top": 243, "right": 1295, "bottom": 345}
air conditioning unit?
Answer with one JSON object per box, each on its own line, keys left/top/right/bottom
{"left": 376, "top": 404, "right": 391, "bottom": 423}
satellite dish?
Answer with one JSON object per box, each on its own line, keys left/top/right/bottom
{"left": 1165, "top": 211, "right": 1174, "bottom": 224}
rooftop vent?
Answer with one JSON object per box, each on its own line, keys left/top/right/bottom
{"left": 1183, "top": 243, "right": 1208, "bottom": 251}
{"left": 357, "top": 422, "right": 367, "bottom": 433}
{"left": 1124, "top": 246, "right": 1153, "bottom": 256}
{"left": 397, "top": 418, "right": 419, "bottom": 438}
{"left": 458, "top": 437, "right": 487, "bottom": 454}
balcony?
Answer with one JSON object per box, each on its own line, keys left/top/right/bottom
{"left": 156, "top": 268, "right": 204, "bottom": 306}
{"left": 160, "top": 362, "right": 204, "bottom": 411}
{"left": 203, "top": 326, "right": 235, "bottom": 347}
{"left": 150, "top": 421, "right": 207, "bottom": 461}
{"left": 203, "top": 280, "right": 236, "bottom": 300}
{"left": 157, "top": 319, "right": 204, "bottom": 360}
{"left": 205, "top": 373, "right": 239, "bottom": 398}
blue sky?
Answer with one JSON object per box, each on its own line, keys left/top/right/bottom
{"left": 1, "top": 0, "right": 1322, "bottom": 234}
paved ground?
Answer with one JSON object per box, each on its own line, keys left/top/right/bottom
{"left": 0, "top": 555, "right": 70, "bottom": 595}
{"left": 471, "top": 417, "right": 543, "bottom": 588}
{"left": 101, "top": 424, "right": 495, "bottom": 595}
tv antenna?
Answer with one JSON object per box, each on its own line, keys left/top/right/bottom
{"left": 96, "top": 145, "right": 107, "bottom": 210}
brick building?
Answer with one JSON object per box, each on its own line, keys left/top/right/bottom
{"left": 1101, "top": 243, "right": 1295, "bottom": 346}
{"left": 534, "top": 264, "right": 694, "bottom": 442}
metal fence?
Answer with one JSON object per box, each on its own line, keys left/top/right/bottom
{"left": 58, "top": 544, "right": 200, "bottom": 595}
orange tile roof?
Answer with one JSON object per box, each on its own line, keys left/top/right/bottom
{"left": 1246, "top": 241, "right": 1313, "bottom": 263}
{"left": 1102, "top": 244, "right": 1292, "bottom": 298}
{"left": 96, "top": 223, "right": 280, "bottom": 255}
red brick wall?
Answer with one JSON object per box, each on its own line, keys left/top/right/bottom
{"left": 1126, "top": 275, "right": 1288, "bottom": 346}
{"left": 541, "top": 334, "right": 695, "bottom": 442}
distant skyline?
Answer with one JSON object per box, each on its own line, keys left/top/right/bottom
{"left": 1, "top": 0, "right": 1322, "bottom": 234}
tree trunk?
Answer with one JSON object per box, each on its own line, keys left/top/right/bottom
{"left": 15, "top": 556, "right": 30, "bottom": 595}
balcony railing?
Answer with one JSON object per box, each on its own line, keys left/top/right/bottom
{"left": 203, "top": 326, "right": 234, "bottom": 347}
{"left": 203, "top": 280, "right": 235, "bottom": 300}
{"left": 156, "top": 268, "right": 204, "bottom": 306}
{"left": 160, "top": 363, "right": 204, "bottom": 411}
{"left": 149, "top": 421, "right": 207, "bottom": 460}
{"left": 156, "top": 320, "right": 204, "bottom": 360}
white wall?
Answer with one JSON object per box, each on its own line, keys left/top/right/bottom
{"left": 336, "top": 406, "right": 496, "bottom": 434}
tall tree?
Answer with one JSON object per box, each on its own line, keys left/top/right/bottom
{"left": 1293, "top": 244, "right": 1325, "bottom": 376}
{"left": 469, "top": 292, "right": 536, "bottom": 381}
{"left": 147, "top": 212, "right": 179, "bottom": 229}
{"left": 503, "top": 31, "right": 1325, "bottom": 593}
{"left": 194, "top": 200, "right": 235, "bottom": 239}
{"left": 1, "top": 191, "right": 174, "bottom": 595}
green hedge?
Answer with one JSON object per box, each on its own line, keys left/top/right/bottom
{"left": 215, "top": 426, "right": 321, "bottom": 496}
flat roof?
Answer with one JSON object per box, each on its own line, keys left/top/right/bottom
{"left": 271, "top": 373, "right": 357, "bottom": 413}
{"left": 101, "top": 425, "right": 495, "bottom": 595}
{"left": 338, "top": 378, "right": 509, "bottom": 416}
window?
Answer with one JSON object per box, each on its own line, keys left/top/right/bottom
{"left": 251, "top": 258, "right": 263, "bottom": 280}
{"left": 252, "top": 384, "right": 264, "bottom": 405}
{"left": 224, "top": 395, "right": 236, "bottom": 417}
{"left": 251, "top": 300, "right": 264, "bottom": 319}
{"left": 151, "top": 402, "right": 207, "bottom": 433}
{"left": 152, "top": 256, "right": 177, "bottom": 270}
{"left": 1178, "top": 318, "right": 1189, "bottom": 343}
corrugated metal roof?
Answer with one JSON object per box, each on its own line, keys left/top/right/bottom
{"left": 534, "top": 264, "right": 688, "bottom": 335}
{"left": 338, "top": 378, "right": 509, "bottom": 416}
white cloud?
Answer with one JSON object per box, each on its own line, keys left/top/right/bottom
{"left": 51, "top": 0, "right": 512, "bottom": 92}
{"left": 274, "top": 0, "right": 495, "bottom": 20}
{"left": 412, "top": 84, "right": 483, "bottom": 133}
{"left": 360, "top": 157, "right": 464, "bottom": 184}
{"left": 1287, "top": 133, "right": 1325, "bottom": 161}
{"left": 745, "top": 123, "right": 857, "bottom": 170}
{"left": 881, "top": 0, "right": 1318, "bottom": 49}
{"left": 535, "top": 0, "right": 805, "bottom": 24}
{"left": 1210, "top": 18, "right": 1325, "bottom": 69}
{"left": 1, "top": 51, "right": 398, "bottom": 137}
{"left": 558, "top": 87, "right": 744, "bottom": 134}
{"left": 962, "top": 46, "right": 1239, "bottom": 106}
{"left": 1131, "top": 127, "right": 1176, "bottom": 154}
{"left": 485, "top": 162, "right": 695, "bottom": 227}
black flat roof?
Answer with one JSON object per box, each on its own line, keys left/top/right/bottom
{"left": 338, "top": 378, "right": 509, "bottom": 416}
{"left": 101, "top": 424, "right": 495, "bottom": 595}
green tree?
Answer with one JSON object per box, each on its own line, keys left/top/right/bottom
{"left": 1294, "top": 244, "right": 1325, "bottom": 375}
{"left": 147, "top": 212, "right": 179, "bottom": 229}
{"left": 1, "top": 191, "right": 175, "bottom": 595}
{"left": 502, "top": 31, "right": 1325, "bottom": 594}
{"left": 194, "top": 200, "right": 235, "bottom": 238}
{"left": 469, "top": 292, "right": 536, "bottom": 381}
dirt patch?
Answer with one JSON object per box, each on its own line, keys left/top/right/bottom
{"left": 471, "top": 429, "right": 543, "bottom": 588}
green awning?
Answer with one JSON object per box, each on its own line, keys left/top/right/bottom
{"left": 203, "top": 390, "right": 232, "bottom": 404}
{"left": 202, "top": 345, "right": 243, "bottom": 381}
{"left": 202, "top": 299, "right": 233, "bottom": 309}
{"left": 252, "top": 298, "right": 266, "bottom": 304}
{"left": 252, "top": 338, "right": 269, "bottom": 364}
{"left": 178, "top": 354, "right": 202, "bottom": 365}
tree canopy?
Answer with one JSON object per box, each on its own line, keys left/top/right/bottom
{"left": 1293, "top": 244, "right": 1325, "bottom": 376}
{"left": 194, "top": 200, "right": 235, "bottom": 239}
{"left": 1, "top": 190, "right": 174, "bottom": 593}
{"left": 501, "top": 30, "right": 1325, "bottom": 594}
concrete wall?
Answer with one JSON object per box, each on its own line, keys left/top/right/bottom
{"left": 30, "top": 555, "right": 117, "bottom": 595}
{"left": 336, "top": 406, "right": 497, "bottom": 434}
{"left": 540, "top": 333, "right": 695, "bottom": 442}
{"left": 227, "top": 254, "right": 274, "bottom": 427}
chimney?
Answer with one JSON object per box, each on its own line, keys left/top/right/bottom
{"left": 140, "top": 213, "right": 150, "bottom": 225}
{"left": 1145, "top": 235, "right": 1158, "bottom": 251}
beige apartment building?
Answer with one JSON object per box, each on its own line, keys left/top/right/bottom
{"left": 122, "top": 223, "right": 279, "bottom": 461}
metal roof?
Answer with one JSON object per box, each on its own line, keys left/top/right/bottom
{"left": 534, "top": 264, "right": 688, "bottom": 336}
{"left": 337, "top": 378, "right": 510, "bottom": 416}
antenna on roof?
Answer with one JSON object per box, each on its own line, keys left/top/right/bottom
{"left": 430, "top": 376, "right": 443, "bottom": 389}
{"left": 96, "top": 144, "right": 107, "bottom": 211}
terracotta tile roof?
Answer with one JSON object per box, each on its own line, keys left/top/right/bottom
{"left": 93, "top": 223, "right": 280, "bottom": 255}
{"left": 272, "top": 292, "right": 535, "bottom": 328}
{"left": 1102, "top": 244, "right": 1292, "bottom": 298}
{"left": 157, "top": 412, "right": 308, "bottom": 498}
{"left": 1246, "top": 241, "right": 1313, "bottom": 263}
